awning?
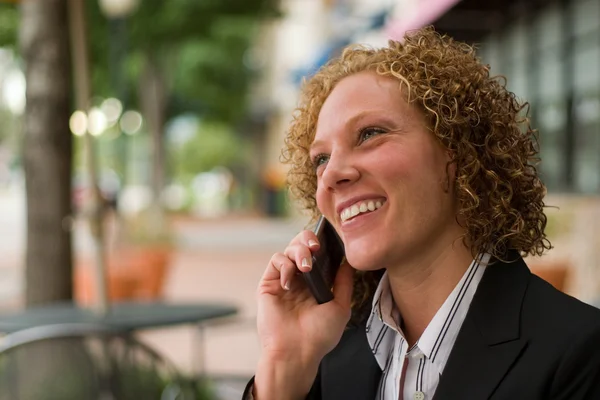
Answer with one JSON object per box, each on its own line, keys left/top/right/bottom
{"left": 386, "top": 0, "right": 462, "bottom": 40}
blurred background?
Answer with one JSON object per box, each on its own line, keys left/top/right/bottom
{"left": 0, "top": 0, "right": 598, "bottom": 398}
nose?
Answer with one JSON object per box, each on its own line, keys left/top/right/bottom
{"left": 320, "top": 150, "right": 360, "bottom": 191}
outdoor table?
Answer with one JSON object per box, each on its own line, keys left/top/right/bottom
{"left": 0, "top": 301, "right": 238, "bottom": 333}
{"left": 0, "top": 301, "right": 239, "bottom": 374}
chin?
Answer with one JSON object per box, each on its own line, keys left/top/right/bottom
{"left": 344, "top": 247, "right": 385, "bottom": 272}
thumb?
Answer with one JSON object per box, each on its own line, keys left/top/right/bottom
{"left": 332, "top": 259, "right": 355, "bottom": 309}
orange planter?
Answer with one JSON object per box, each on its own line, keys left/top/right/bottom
{"left": 530, "top": 264, "right": 570, "bottom": 292}
{"left": 113, "top": 246, "right": 172, "bottom": 299}
{"left": 73, "top": 246, "right": 172, "bottom": 305}
{"left": 74, "top": 265, "right": 138, "bottom": 305}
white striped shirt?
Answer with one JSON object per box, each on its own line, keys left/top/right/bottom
{"left": 367, "top": 253, "right": 491, "bottom": 400}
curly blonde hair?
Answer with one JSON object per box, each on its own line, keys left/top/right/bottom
{"left": 282, "top": 27, "right": 551, "bottom": 323}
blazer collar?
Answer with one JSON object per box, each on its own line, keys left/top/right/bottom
{"left": 321, "top": 322, "right": 382, "bottom": 399}
{"left": 321, "top": 252, "right": 531, "bottom": 400}
{"left": 434, "top": 251, "right": 531, "bottom": 400}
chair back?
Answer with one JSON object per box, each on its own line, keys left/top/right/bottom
{"left": 0, "top": 323, "right": 200, "bottom": 400}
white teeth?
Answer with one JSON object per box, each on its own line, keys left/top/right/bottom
{"left": 340, "top": 199, "right": 385, "bottom": 222}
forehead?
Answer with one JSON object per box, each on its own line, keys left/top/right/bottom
{"left": 314, "top": 72, "right": 411, "bottom": 138}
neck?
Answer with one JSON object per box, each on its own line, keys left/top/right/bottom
{"left": 386, "top": 229, "right": 473, "bottom": 347}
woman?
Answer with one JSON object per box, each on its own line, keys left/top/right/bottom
{"left": 245, "top": 27, "right": 600, "bottom": 400}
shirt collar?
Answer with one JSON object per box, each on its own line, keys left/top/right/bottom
{"left": 371, "top": 272, "right": 401, "bottom": 331}
{"left": 365, "top": 273, "right": 396, "bottom": 370}
{"left": 366, "top": 252, "right": 491, "bottom": 374}
{"left": 417, "top": 252, "right": 490, "bottom": 374}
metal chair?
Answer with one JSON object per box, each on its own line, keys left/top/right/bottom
{"left": 0, "top": 323, "right": 210, "bottom": 400}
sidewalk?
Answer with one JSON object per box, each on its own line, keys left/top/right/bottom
{"left": 136, "top": 214, "right": 306, "bottom": 379}
{"left": 0, "top": 199, "right": 307, "bottom": 397}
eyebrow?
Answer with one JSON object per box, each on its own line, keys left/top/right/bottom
{"left": 310, "top": 109, "right": 397, "bottom": 152}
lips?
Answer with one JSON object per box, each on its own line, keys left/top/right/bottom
{"left": 340, "top": 198, "right": 386, "bottom": 222}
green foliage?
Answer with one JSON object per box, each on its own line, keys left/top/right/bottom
{"left": 0, "top": 1, "right": 280, "bottom": 121}
{"left": 0, "top": 340, "right": 215, "bottom": 400}
{"left": 544, "top": 208, "right": 573, "bottom": 240}
{"left": 0, "top": 0, "right": 279, "bottom": 197}
{"left": 7, "top": 360, "right": 214, "bottom": 400}
{"left": 126, "top": 0, "right": 278, "bottom": 49}
{"left": 172, "top": 20, "right": 255, "bottom": 122}
{"left": 0, "top": 4, "right": 18, "bottom": 48}
{"left": 0, "top": 107, "right": 17, "bottom": 142}
{"left": 172, "top": 121, "right": 245, "bottom": 182}
{"left": 85, "top": 0, "right": 280, "bottom": 124}
{"left": 121, "top": 208, "right": 176, "bottom": 246}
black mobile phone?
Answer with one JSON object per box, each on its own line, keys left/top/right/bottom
{"left": 302, "top": 215, "right": 345, "bottom": 304}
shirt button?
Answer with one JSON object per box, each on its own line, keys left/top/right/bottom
{"left": 414, "top": 391, "right": 425, "bottom": 400}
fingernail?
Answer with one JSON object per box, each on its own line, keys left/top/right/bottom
{"left": 301, "top": 258, "right": 311, "bottom": 270}
{"left": 308, "top": 240, "right": 318, "bottom": 248}
{"left": 283, "top": 281, "right": 290, "bottom": 291}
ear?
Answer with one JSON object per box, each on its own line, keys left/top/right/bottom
{"left": 443, "top": 150, "right": 457, "bottom": 193}
{"left": 446, "top": 158, "right": 457, "bottom": 182}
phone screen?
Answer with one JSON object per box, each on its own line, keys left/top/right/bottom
{"left": 302, "top": 215, "right": 345, "bottom": 304}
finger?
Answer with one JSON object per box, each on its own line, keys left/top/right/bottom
{"left": 261, "top": 252, "right": 288, "bottom": 282}
{"left": 258, "top": 253, "right": 292, "bottom": 296}
{"left": 259, "top": 230, "right": 320, "bottom": 294}
{"left": 296, "top": 230, "right": 321, "bottom": 251}
{"left": 332, "top": 260, "right": 355, "bottom": 309}
{"left": 276, "top": 254, "right": 298, "bottom": 291}
{"left": 284, "top": 243, "right": 313, "bottom": 273}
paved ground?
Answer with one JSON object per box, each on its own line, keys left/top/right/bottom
{"left": 0, "top": 189, "right": 307, "bottom": 398}
{"left": 138, "top": 214, "right": 306, "bottom": 397}
{"left": 137, "top": 250, "right": 265, "bottom": 396}
{"left": 0, "top": 189, "right": 25, "bottom": 309}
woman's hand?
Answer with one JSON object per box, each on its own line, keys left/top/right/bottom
{"left": 253, "top": 229, "right": 355, "bottom": 399}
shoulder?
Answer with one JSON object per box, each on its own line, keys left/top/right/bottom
{"left": 521, "top": 279, "right": 600, "bottom": 399}
{"left": 524, "top": 278, "right": 600, "bottom": 398}
{"left": 521, "top": 271, "right": 600, "bottom": 389}
{"left": 523, "top": 273, "right": 600, "bottom": 335}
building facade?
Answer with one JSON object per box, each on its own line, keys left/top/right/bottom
{"left": 430, "top": 0, "right": 600, "bottom": 195}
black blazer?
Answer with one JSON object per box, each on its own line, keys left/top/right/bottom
{"left": 245, "top": 256, "right": 600, "bottom": 399}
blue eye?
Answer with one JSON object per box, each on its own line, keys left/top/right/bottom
{"left": 359, "top": 127, "right": 386, "bottom": 143}
{"left": 312, "top": 153, "right": 329, "bottom": 169}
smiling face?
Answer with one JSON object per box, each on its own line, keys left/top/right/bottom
{"left": 311, "top": 71, "right": 464, "bottom": 272}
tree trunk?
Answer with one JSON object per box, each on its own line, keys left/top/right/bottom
{"left": 139, "top": 54, "right": 166, "bottom": 232}
{"left": 20, "top": 0, "right": 73, "bottom": 306}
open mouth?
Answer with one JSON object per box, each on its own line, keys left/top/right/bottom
{"left": 340, "top": 199, "right": 386, "bottom": 223}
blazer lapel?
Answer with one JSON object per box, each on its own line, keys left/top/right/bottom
{"left": 321, "top": 324, "right": 382, "bottom": 399}
{"left": 434, "top": 254, "right": 531, "bottom": 400}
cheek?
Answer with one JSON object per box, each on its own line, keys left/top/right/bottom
{"left": 405, "top": 144, "right": 449, "bottom": 186}
{"left": 369, "top": 149, "right": 412, "bottom": 179}
{"left": 380, "top": 149, "right": 449, "bottom": 213}
{"left": 377, "top": 157, "right": 426, "bottom": 194}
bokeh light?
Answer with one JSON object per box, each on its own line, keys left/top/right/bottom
{"left": 100, "top": 98, "right": 123, "bottom": 126}
{"left": 69, "top": 110, "right": 88, "bottom": 136}
{"left": 87, "top": 107, "right": 107, "bottom": 136}
{"left": 120, "top": 110, "right": 143, "bottom": 135}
